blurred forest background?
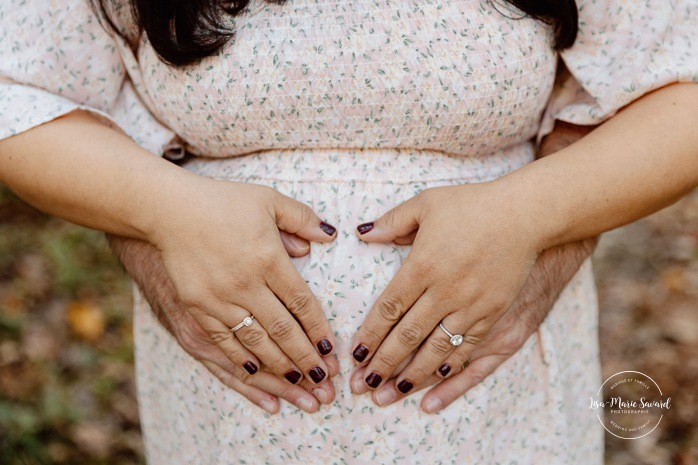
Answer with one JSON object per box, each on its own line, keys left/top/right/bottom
{"left": 0, "top": 184, "right": 696, "bottom": 465}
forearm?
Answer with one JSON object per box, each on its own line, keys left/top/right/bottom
{"left": 108, "top": 235, "right": 178, "bottom": 335}
{"left": 0, "top": 111, "right": 191, "bottom": 241}
{"left": 505, "top": 83, "right": 698, "bottom": 249}
{"left": 508, "top": 121, "right": 598, "bottom": 322}
{"left": 509, "top": 237, "right": 597, "bottom": 323}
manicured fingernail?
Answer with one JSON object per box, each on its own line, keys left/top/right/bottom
{"left": 284, "top": 370, "right": 302, "bottom": 384}
{"left": 351, "top": 378, "right": 366, "bottom": 394}
{"left": 365, "top": 372, "right": 382, "bottom": 388}
{"left": 244, "top": 361, "right": 258, "bottom": 375}
{"left": 397, "top": 380, "right": 414, "bottom": 394}
{"left": 312, "top": 388, "right": 330, "bottom": 404}
{"left": 260, "top": 399, "right": 277, "bottom": 414}
{"left": 297, "top": 397, "right": 315, "bottom": 412}
{"left": 352, "top": 344, "right": 369, "bottom": 362}
{"left": 357, "top": 222, "right": 374, "bottom": 234}
{"left": 424, "top": 397, "right": 443, "bottom": 413}
{"left": 319, "top": 221, "right": 336, "bottom": 236}
{"left": 375, "top": 388, "right": 397, "bottom": 406}
{"left": 317, "top": 338, "right": 333, "bottom": 355}
{"left": 309, "top": 366, "right": 326, "bottom": 383}
{"left": 437, "top": 364, "right": 451, "bottom": 377}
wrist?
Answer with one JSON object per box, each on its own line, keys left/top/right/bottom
{"left": 134, "top": 165, "right": 210, "bottom": 246}
{"left": 481, "top": 175, "right": 553, "bottom": 253}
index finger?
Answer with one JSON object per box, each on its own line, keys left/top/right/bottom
{"left": 350, "top": 261, "right": 426, "bottom": 364}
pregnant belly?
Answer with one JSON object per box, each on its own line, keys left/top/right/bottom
{"left": 133, "top": 145, "right": 566, "bottom": 465}
{"left": 180, "top": 146, "right": 534, "bottom": 348}
{"left": 179, "top": 145, "right": 534, "bottom": 370}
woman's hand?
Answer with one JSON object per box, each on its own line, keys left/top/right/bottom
{"left": 0, "top": 111, "right": 338, "bottom": 387}
{"left": 350, "top": 120, "right": 596, "bottom": 401}
{"left": 108, "top": 233, "right": 339, "bottom": 413}
{"left": 151, "top": 177, "right": 338, "bottom": 387}
{"left": 350, "top": 179, "right": 542, "bottom": 393}
{"left": 349, "top": 238, "right": 597, "bottom": 410}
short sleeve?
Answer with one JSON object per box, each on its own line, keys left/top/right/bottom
{"left": 550, "top": 0, "right": 698, "bottom": 126}
{"left": 0, "top": 0, "right": 174, "bottom": 154}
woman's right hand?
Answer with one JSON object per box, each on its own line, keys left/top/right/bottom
{"left": 149, "top": 176, "right": 338, "bottom": 386}
{"left": 108, "top": 233, "right": 338, "bottom": 413}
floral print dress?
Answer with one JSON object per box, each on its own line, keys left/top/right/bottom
{"left": 1, "top": 0, "right": 697, "bottom": 463}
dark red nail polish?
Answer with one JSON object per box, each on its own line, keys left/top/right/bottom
{"left": 357, "top": 222, "right": 374, "bottom": 235}
{"left": 244, "top": 361, "right": 258, "bottom": 375}
{"left": 309, "top": 366, "right": 326, "bottom": 383}
{"left": 319, "top": 221, "right": 336, "bottom": 236}
{"left": 317, "top": 338, "right": 333, "bottom": 356}
{"left": 353, "top": 344, "right": 369, "bottom": 362}
{"left": 438, "top": 364, "right": 451, "bottom": 377}
{"left": 284, "top": 370, "right": 302, "bottom": 384}
{"left": 365, "top": 372, "right": 382, "bottom": 388}
{"left": 397, "top": 380, "right": 414, "bottom": 394}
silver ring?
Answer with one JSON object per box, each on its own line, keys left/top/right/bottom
{"left": 439, "top": 322, "right": 464, "bottom": 346}
{"left": 230, "top": 316, "right": 256, "bottom": 332}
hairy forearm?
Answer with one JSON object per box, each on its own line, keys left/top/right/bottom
{"left": 509, "top": 237, "right": 597, "bottom": 327}
{"left": 507, "top": 83, "right": 698, "bottom": 250}
{"left": 107, "top": 234, "right": 178, "bottom": 335}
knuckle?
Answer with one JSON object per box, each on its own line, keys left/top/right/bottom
{"left": 290, "top": 348, "right": 315, "bottom": 368}
{"left": 267, "top": 318, "right": 297, "bottom": 342}
{"left": 411, "top": 259, "right": 436, "bottom": 279}
{"left": 209, "top": 329, "right": 233, "bottom": 345}
{"left": 295, "top": 203, "right": 314, "bottom": 227}
{"left": 430, "top": 335, "right": 455, "bottom": 357}
{"left": 468, "top": 369, "right": 487, "bottom": 385}
{"left": 376, "top": 297, "right": 403, "bottom": 323}
{"left": 360, "top": 323, "right": 385, "bottom": 345}
{"left": 229, "top": 278, "right": 252, "bottom": 295}
{"left": 501, "top": 331, "right": 527, "bottom": 353}
{"left": 256, "top": 252, "right": 279, "bottom": 274}
{"left": 177, "top": 287, "right": 207, "bottom": 309}
{"left": 237, "top": 370, "right": 254, "bottom": 385}
{"left": 410, "top": 363, "right": 433, "bottom": 380}
{"left": 236, "top": 326, "right": 267, "bottom": 348}
{"left": 178, "top": 327, "right": 203, "bottom": 354}
{"left": 382, "top": 208, "right": 399, "bottom": 230}
{"left": 464, "top": 334, "right": 483, "bottom": 346}
{"left": 373, "top": 352, "right": 400, "bottom": 371}
{"left": 285, "top": 291, "right": 315, "bottom": 316}
{"left": 396, "top": 322, "right": 424, "bottom": 347}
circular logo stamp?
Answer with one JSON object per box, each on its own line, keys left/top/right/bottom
{"left": 589, "top": 371, "right": 672, "bottom": 439}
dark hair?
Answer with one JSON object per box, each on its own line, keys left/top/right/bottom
{"left": 94, "top": 0, "right": 578, "bottom": 67}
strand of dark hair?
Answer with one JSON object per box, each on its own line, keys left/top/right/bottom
{"left": 92, "top": 0, "right": 577, "bottom": 67}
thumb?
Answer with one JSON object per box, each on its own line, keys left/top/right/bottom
{"left": 279, "top": 231, "right": 311, "bottom": 257}
{"left": 356, "top": 194, "right": 422, "bottom": 243}
{"left": 271, "top": 191, "right": 337, "bottom": 243}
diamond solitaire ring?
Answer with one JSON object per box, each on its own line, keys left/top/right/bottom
{"left": 439, "top": 322, "right": 464, "bottom": 346}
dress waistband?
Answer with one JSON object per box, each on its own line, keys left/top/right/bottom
{"left": 182, "top": 145, "right": 535, "bottom": 184}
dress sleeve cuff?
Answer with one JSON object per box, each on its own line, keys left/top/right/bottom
{"left": 0, "top": 81, "right": 175, "bottom": 156}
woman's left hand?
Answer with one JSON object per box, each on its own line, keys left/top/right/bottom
{"left": 350, "top": 180, "right": 542, "bottom": 394}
